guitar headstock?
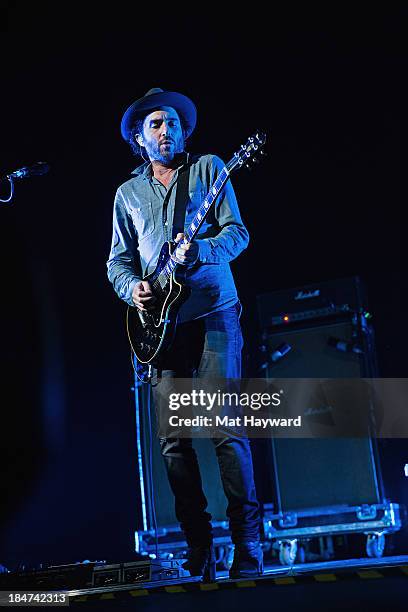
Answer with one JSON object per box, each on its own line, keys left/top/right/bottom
{"left": 227, "top": 131, "right": 267, "bottom": 174}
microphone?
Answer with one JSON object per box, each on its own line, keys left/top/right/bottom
{"left": 270, "top": 342, "right": 292, "bottom": 362}
{"left": 328, "top": 336, "right": 363, "bottom": 354}
{"left": 7, "top": 162, "right": 50, "bottom": 180}
{"left": 258, "top": 342, "right": 292, "bottom": 371}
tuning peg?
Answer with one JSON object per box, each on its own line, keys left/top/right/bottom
{"left": 255, "top": 130, "right": 267, "bottom": 144}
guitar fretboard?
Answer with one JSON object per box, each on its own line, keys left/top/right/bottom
{"left": 184, "top": 166, "right": 230, "bottom": 242}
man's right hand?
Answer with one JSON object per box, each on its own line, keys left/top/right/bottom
{"left": 132, "top": 280, "right": 156, "bottom": 311}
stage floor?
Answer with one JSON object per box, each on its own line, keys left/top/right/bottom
{"left": 66, "top": 554, "right": 408, "bottom": 610}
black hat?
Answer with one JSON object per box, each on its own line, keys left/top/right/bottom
{"left": 120, "top": 87, "right": 197, "bottom": 141}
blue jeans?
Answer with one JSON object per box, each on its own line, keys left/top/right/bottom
{"left": 152, "top": 302, "right": 260, "bottom": 546}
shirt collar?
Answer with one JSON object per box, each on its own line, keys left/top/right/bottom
{"left": 131, "top": 152, "right": 190, "bottom": 180}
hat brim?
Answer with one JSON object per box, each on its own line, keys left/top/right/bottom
{"left": 121, "top": 91, "right": 197, "bottom": 141}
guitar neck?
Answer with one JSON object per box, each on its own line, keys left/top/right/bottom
{"left": 183, "top": 165, "right": 230, "bottom": 243}
{"left": 161, "top": 131, "right": 266, "bottom": 278}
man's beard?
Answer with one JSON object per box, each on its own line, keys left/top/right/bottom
{"left": 146, "top": 136, "right": 184, "bottom": 163}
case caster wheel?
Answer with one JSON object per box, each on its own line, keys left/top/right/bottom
{"left": 217, "top": 544, "right": 235, "bottom": 569}
{"left": 279, "top": 539, "right": 298, "bottom": 566}
{"left": 297, "top": 544, "right": 306, "bottom": 563}
{"left": 215, "top": 545, "right": 225, "bottom": 567}
{"left": 366, "top": 533, "right": 385, "bottom": 558}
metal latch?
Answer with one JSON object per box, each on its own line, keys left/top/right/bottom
{"left": 279, "top": 512, "right": 298, "bottom": 528}
{"left": 357, "top": 504, "right": 377, "bottom": 520}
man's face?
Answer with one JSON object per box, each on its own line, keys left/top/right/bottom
{"left": 139, "top": 107, "right": 185, "bottom": 163}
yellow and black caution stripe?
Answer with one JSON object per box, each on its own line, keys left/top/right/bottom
{"left": 70, "top": 564, "right": 408, "bottom": 604}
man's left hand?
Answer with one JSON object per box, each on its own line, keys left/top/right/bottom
{"left": 172, "top": 233, "right": 199, "bottom": 266}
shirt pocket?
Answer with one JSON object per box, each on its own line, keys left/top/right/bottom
{"left": 129, "top": 201, "right": 155, "bottom": 241}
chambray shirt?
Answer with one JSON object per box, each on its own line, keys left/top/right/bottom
{"left": 106, "top": 153, "right": 249, "bottom": 323}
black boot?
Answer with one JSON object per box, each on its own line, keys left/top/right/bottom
{"left": 182, "top": 544, "right": 216, "bottom": 582}
{"left": 229, "top": 541, "right": 263, "bottom": 579}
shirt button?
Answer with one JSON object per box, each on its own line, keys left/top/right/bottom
{"left": 164, "top": 221, "right": 168, "bottom": 226}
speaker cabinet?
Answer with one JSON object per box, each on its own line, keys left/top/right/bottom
{"left": 135, "top": 385, "right": 228, "bottom": 532}
{"left": 269, "top": 437, "right": 381, "bottom": 511}
{"left": 256, "top": 279, "right": 384, "bottom": 513}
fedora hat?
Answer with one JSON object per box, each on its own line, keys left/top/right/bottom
{"left": 120, "top": 87, "right": 197, "bottom": 141}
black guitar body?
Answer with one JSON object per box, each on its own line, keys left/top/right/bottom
{"left": 126, "top": 241, "right": 191, "bottom": 366}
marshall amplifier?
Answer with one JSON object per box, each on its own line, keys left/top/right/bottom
{"left": 257, "top": 276, "right": 367, "bottom": 330}
{"left": 254, "top": 276, "right": 385, "bottom": 516}
{"left": 256, "top": 276, "right": 378, "bottom": 378}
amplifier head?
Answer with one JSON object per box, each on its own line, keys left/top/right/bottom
{"left": 257, "top": 276, "right": 366, "bottom": 330}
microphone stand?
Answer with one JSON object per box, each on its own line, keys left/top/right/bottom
{"left": 0, "top": 175, "right": 15, "bottom": 204}
{"left": 0, "top": 162, "right": 50, "bottom": 204}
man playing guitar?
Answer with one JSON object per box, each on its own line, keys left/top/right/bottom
{"left": 107, "top": 87, "right": 263, "bottom": 580}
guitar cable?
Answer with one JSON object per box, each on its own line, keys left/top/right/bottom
{"left": 131, "top": 349, "right": 153, "bottom": 384}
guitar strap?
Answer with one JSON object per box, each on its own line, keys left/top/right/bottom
{"left": 172, "top": 160, "right": 191, "bottom": 240}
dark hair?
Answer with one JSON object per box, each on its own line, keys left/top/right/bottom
{"left": 127, "top": 114, "right": 188, "bottom": 158}
{"left": 128, "top": 118, "right": 145, "bottom": 157}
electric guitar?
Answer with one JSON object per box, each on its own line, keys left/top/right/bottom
{"left": 127, "top": 131, "right": 266, "bottom": 380}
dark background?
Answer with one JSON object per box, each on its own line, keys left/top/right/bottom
{"left": 0, "top": 3, "right": 407, "bottom": 569}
